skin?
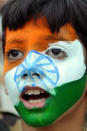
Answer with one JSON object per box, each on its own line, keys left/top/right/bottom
{"left": 4, "top": 18, "right": 77, "bottom": 72}
{"left": 4, "top": 18, "right": 87, "bottom": 131}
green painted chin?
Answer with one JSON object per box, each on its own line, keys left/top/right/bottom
{"left": 15, "top": 73, "right": 86, "bottom": 127}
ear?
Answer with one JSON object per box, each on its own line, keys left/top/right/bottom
{"left": 5, "top": 87, "right": 8, "bottom": 95}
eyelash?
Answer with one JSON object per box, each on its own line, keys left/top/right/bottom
{"left": 45, "top": 47, "right": 67, "bottom": 59}
{"left": 7, "top": 49, "right": 24, "bottom": 61}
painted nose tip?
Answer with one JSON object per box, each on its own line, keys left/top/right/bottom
{"left": 22, "top": 72, "right": 40, "bottom": 79}
{"left": 32, "top": 73, "right": 40, "bottom": 77}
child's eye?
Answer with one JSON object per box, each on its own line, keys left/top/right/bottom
{"left": 46, "top": 48, "right": 67, "bottom": 59}
{"left": 7, "top": 49, "right": 24, "bottom": 61}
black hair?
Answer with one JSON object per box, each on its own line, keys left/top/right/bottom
{"left": 1, "top": 0, "right": 87, "bottom": 53}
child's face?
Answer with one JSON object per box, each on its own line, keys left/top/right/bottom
{"left": 4, "top": 18, "right": 86, "bottom": 127}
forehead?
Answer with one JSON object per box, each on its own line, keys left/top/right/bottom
{"left": 4, "top": 18, "right": 86, "bottom": 74}
{"left": 5, "top": 17, "right": 77, "bottom": 46}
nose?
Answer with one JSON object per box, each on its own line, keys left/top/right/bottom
{"left": 14, "top": 50, "right": 59, "bottom": 93}
{"left": 22, "top": 72, "right": 40, "bottom": 79}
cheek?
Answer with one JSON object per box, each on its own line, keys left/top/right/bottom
{"left": 4, "top": 67, "right": 20, "bottom": 106}
{"left": 4, "top": 58, "right": 22, "bottom": 74}
{"left": 4, "top": 52, "right": 27, "bottom": 74}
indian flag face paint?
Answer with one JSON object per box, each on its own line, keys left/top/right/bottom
{"left": 4, "top": 39, "right": 86, "bottom": 127}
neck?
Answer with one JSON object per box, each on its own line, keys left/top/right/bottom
{"left": 21, "top": 94, "right": 87, "bottom": 131}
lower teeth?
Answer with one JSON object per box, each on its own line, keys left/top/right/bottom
{"left": 29, "top": 99, "right": 44, "bottom": 104}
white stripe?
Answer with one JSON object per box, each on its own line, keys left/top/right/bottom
{"left": 4, "top": 40, "right": 86, "bottom": 106}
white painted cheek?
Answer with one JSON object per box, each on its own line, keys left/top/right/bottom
{"left": 54, "top": 40, "right": 86, "bottom": 86}
{"left": 57, "top": 57, "right": 86, "bottom": 86}
{"left": 4, "top": 67, "right": 20, "bottom": 106}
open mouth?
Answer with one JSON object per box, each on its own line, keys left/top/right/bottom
{"left": 20, "top": 86, "right": 50, "bottom": 109}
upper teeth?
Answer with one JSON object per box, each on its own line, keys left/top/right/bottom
{"left": 34, "top": 90, "right": 40, "bottom": 95}
{"left": 25, "top": 90, "right": 42, "bottom": 95}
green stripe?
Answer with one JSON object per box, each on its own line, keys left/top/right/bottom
{"left": 15, "top": 73, "right": 86, "bottom": 127}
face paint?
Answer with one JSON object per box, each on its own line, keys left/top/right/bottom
{"left": 4, "top": 39, "right": 86, "bottom": 127}
{"left": 4, "top": 20, "right": 77, "bottom": 72}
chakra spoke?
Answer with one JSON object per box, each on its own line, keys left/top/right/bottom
{"left": 14, "top": 50, "right": 59, "bottom": 92}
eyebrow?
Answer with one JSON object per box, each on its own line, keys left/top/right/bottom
{"left": 7, "top": 38, "right": 25, "bottom": 44}
{"left": 44, "top": 35, "right": 70, "bottom": 42}
{"left": 58, "top": 37, "right": 70, "bottom": 41}
{"left": 45, "top": 36, "right": 59, "bottom": 41}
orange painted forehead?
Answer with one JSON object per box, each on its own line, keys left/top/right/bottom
{"left": 6, "top": 18, "right": 51, "bottom": 42}
{"left": 6, "top": 17, "right": 77, "bottom": 47}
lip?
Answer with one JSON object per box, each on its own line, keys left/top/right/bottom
{"left": 20, "top": 86, "right": 50, "bottom": 109}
